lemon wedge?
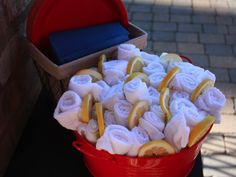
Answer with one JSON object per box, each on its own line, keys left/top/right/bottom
{"left": 76, "top": 69, "right": 102, "bottom": 82}
{"left": 126, "top": 56, "right": 145, "bottom": 74}
{"left": 81, "top": 93, "right": 94, "bottom": 123}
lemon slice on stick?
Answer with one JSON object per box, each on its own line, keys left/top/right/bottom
{"left": 76, "top": 69, "right": 102, "bottom": 82}
{"left": 95, "top": 102, "right": 105, "bottom": 137}
{"left": 128, "top": 101, "right": 149, "bottom": 129}
{"left": 98, "top": 54, "right": 106, "bottom": 75}
{"left": 190, "top": 79, "right": 215, "bottom": 103}
{"left": 188, "top": 116, "right": 215, "bottom": 147}
{"left": 158, "top": 67, "right": 180, "bottom": 92}
{"left": 138, "top": 140, "right": 176, "bottom": 157}
{"left": 126, "top": 56, "right": 145, "bottom": 74}
{"left": 159, "top": 88, "right": 171, "bottom": 123}
{"left": 125, "top": 72, "right": 150, "bottom": 85}
{"left": 81, "top": 93, "right": 94, "bottom": 123}
{"left": 160, "top": 53, "right": 183, "bottom": 64}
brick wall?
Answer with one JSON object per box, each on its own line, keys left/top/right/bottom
{"left": 0, "top": 0, "right": 41, "bottom": 176}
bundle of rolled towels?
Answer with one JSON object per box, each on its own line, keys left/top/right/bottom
{"left": 54, "top": 43, "right": 226, "bottom": 156}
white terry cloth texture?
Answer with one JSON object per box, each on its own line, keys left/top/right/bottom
{"left": 124, "top": 78, "right": 150, "bottom": 104}
{"left": 96, "top": 125, "right": 133, "bottom": 155}
{"left": 113, "top": 100, "right": 133, "bottom": 127}
{"left": 142, "top": 62, "right": 165, "bottom": 76}
{"left": 104, "top": 110, "right": 117, "bottom": 127}
{"left": 117, "top": 44, "right": 141, "bottom": 61}
{"left": 92, "top": 80, "right": 110, "bottom": 102}
{"left": 195, "top": 87, "right": 226, "bottom": 123}
{"left": 170, "top": 90, "right": 190, "bottom": 102}
{"left": 164, "top": 112, "right": 190, "bottom": 152}
{"left": 148, "top": 86, "right": 160, "bottom": 105}
{"left": 140, "top": 51, "right": 161, "bottom": 65}
{"left": 68, "top": 74, "right": 93, "bottom": 98}
{"left": 127, "top": 127, "right": 149, "bottom": 156}
{"left": 150, "top": 104, "right": 165, "bottom": 122}
{"left": 149, "top": 72, "right": 167, "bottom": 88}
{"left": 85, "top": 119, "right": 99, "bottom": 144}
{"left": 54, "top": 90, "right": 82, "bottom": 130}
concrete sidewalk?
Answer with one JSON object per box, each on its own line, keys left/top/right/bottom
{"left": 123, "top": 0, "right": 236, "bottom": 176}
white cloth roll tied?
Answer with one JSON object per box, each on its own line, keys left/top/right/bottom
{"left": 117, "top": 44, "right": 141, "bottom": 61}
{"left": 54, "top": 91, "right": 82, "bottom": 130}
{"left": 124, "top": 78, "right": 150, "bottom": 104}
{"left": 103, "top": 69, "right": 125, "bottom": 86}
{"left": 169, "top": 73, "right": 198, "bottom": 94}
{"left": 149, "top": 72, "right": 167, "bottom": 88}
{"left": 141, "top": 51, "right": 161, "bottom": 65}
{"left": 164, "top": 112, "right": 190, "bottom": 151}
{"left": 103, "top": 60, "right": 128, "bottom": 74}
{"left": 92, "top": 80, "right": 110, "bottom": 102}
{"left": 142, "top": 62, "right": 165, "bottom": 76}
{"left": 114, "top": 100, "right": 133, "bottom": 127}
{"left": 196, "top": 70, "right": 216, "bottom": 84}
{"left": 102, "top": 83, "right": 125, "bottom": 110}
{"left": 96, "top": 125, "right": 133, "bottom": 155}
{"left": 127, "top": 127, "right": 149, "bottom": 156}
{"left": 170, "top": 90, "right": 190, "bottom": 102}
{"left": 104, "top": 110, "right": 117, "bottom": 127}
{"left": 148, "top": 86, "right": 160, "bottom": 105}
{"left": 150, "top": 104, "right": 165, "bottom": 122}
{"left": 85, "top": 119, "right": 99, "bottom": 144}
{"left": 143, "top": 111, "right": 165, "bottom": 131}
{"left": 69, "top": 74, "right": 93, "bottom": 98}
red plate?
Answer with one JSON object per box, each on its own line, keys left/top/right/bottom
{"left": 27, "top": 0, "right": 128, "bottom": 53}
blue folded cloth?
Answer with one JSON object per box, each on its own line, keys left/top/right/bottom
{"left": 49, "top": 22, "right": 130, "bottom": 65}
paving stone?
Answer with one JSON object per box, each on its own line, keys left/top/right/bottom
{"left": 205, "top": 44, "right": 233, "bottom": 55}
{"left": 170, "top": 14, "right": 191, "bottom": 23}
{"left": 201, "top": 134, "right": 225, "bottom": 155}
{"left": 152, "top": 22, "right": 177, "bottom": 32}
{"left": 234, "top": 45, "right": 236, "bottom": 55}
{"left": 193, "top": 0, "right": 211, "bottom": 7}
{"left": 129, "top": 4, "right": 152, "bottom": 12}
{"left": 133, "top": 0, "right": 155, "bottom": 4}
{"left": 177, "top": 43, "right": 204, "bottom": 54}
{"left": 230, "top": 69, "right": 236, "bottom": 83}
{"left": 216, "top": 16, "right": 233, "bottom": 25}
{"left": 132, "top": 12, "right": 152, "bottom": 21}
{"left": 202, "top": 154, "right": 236, "bottom": 177}
{"left": 153, "top": 42, "right": 177, "bottom": 53}
{"left": 203, "top": 24, "right": 228, "bottom": 34}
{"left": 210, "top": 0, "right": 229, "bottom": 8}
{"left": 200, "top": 33, "right": 225, "bottom": 44}
{"left": 221, "top": 98, "right": 235, "bottom": 114}
{"left": 152, "top": 6, "right": 169, "bottom": 14}
{"left": 192, "top": 15, "right": 215, "bottom": 24}
{"left": 211, "top": 115, "right": 236, "bottom": 133}
{"left": 182, "top": 54, "right": 209, "bottom": 67}
{"left": 193, "top": 7, "right": 215, "bottom": 15}
{"left": 176, "top": 32, "right": 198, "bottom": 43}
{"left": 215, "top": 83, "right": 236, "bottom": 98}
{"left": 226, "top": 35, "right": 236, "bottom": 45}
{"left": 153, "top": 14, "right": 169, "bottom": 22}
{"left": 209, "top": 56, "right": 236, "bottom": 68}
{"left": 131, "top": 21, "right": 152, "bottom": 31}
{"left": 207, "top": 68, "right": 230, "bottom": 82}
{"left": 215, "top": 7, "right": 232, "bottom": 15}
{"left": 152, "top": 31, "right": 175, "bottom": 42}
{"left": 229, "top": 26, "right": 236, "bottom": 34}
{"left": 178, "top": 23, "right": 202, "bottom": 32}
{"left": 172, "top": 0, "right": 192, "bottom": 6}
{"left": 155, "top": 0, "right": 172, "bottom": 6}
{"left": 170, "top": 6, "right": 192, "bottom": 15}
{"left": 224, "top": 134, "right": 236, "bottom": 154}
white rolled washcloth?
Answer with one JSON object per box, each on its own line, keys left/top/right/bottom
{"left": 114, "top": 100, "right": 133, "bottom": 127}
{"left": 85, "top": 119, "right": 99, "bottom": 144}
{"left": 143, "top": 62, "right": 165, "bottom": 76}
{"left": 170, "top": 90, "right": 190, "bottom": 102}
{"left": 150, "top": 104, "right": 165, "bottom": 122}
{"left": 141, "top": 51, "right": 161, "bottom": 65}
{"left": 127, "top": 127, "right": 149, "bottom": 156}
{"left": 96, "top": 125, "right": 134, "bottom": 155}
{"left": 164, "top": 112, "right": 190, "bottom": 152}
{"left": 69, "top": 74, "right": 93, "bottom": 98}
{"left": 149, "top": 72, "right": 167, "bottom": 88}
{"left": 170, "top": 98, "right": 204, "bottom": 128}
{"left": 195, "top": 87, "right": 226, "bottom": 123}
{"left": 169, "top": 73, "right": 198, "bottom": 94}
{"left": 124, "top": 78, "right": 150, "bottom": 104}
{"left": 92, "top": 80, "right": 110, "bottom": 102}
{"left": 117, "top": 44, "right": 141, "bottom": 61}
{"left": 139, "top": 111, "right": 165, "bottom": 140}
{"left": 104, "top": 110, "right": 117, "bottom": 127}
{"left": 54, "top": 90, "right": 82, "bottom": 130}
{"left": 148, "top": 86, "right": 160, "bottom": 105}
{"left": 102, "top": 83, "right": 125, "bottom": 110}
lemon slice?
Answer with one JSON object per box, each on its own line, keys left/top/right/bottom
{"left": 76, "top": 69, "right": 102, "bottom": 82}
{"left": 81, "top": 93, "right": 94, "bottom": 123}
{"left": 95, "top": 102, "right": 105, "bottom": 137}
{"left": 125, "top": 72, "right": 150, "bottom": 85}
{"left": 126, "top": 56, "right": 145, "bottom": 74}
{"left": 98, "top": 54, "right": 106, "bottom": 75}
{"left": 158, "top": 66, "right": 180, "bottom": 92}
{"left": 190, "top": 79, "right": 215, "bottom": 103}
{"left": 160, "top": 53, "right": 182, "bottom": 63}
{"left": 138, "top": 140, "right": 176, "bottom": 157}
{"left": 159, "top": 88, "right": 171, "bottom": 123}
{"left": 128, "top": 101, "right": 149, "bottom": 129}
{"left": 188, "top": 116, "right": 215, "bottom": 147}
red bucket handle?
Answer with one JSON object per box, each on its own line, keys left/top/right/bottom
{"left": 180, "top": 55, "right": 192, "bottom": 63}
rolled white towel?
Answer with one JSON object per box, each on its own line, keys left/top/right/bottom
{"left": 77, "top": 122, "right": 87, "bottom": 136}
{"left": 170, "top": 90, "right": 190, "bottom": 102}
{"left": 69, "top": 75, "right": 93, "bottom": 98}
{"left": 148, "top": 86, "right": 160, "bottom": 105}
{"left": 159, "top": 52, "right": 169, "bottom": 69}
{"left": 103, "top": 69, "right": 125, "bottom": 86}
{"left": 102, "top": 83, "right": 125, "bottom": 110}
{"left": 169, "top": 73, "right": 198, "bottom": 94}
{"left": 141, "top": 51, "right": 161, "bottom": 65}
{"left": 164, "top": 112, "right": 190, "bottom": 151}
{"left": 143, "top": 111, "right": 165, "bottom": 131}
{"left": 92, "top": 80, "right": 110, "bottom": 102}
{"left": 149, "top": 72, "right": 167, "bottom": 88}
{"left": 124, "top": 78, "right": 150, "bottom": 104}
{"left": 103, "top": 60, "right": 128, "bottom": 74}
{"left": 150, "top": 104, "right": 165, "bottom": 122}
{"left": 104, "top": 110, "right": 117, "bottom": 127}
{"left": 54, "top": 91, "right": 82, "bottom": 130}
{"left": 114, "top": 100, "right": 133, "bottom": 127}
{"left": 143, "top": 62, "right": 165, "bottom": 76}
{"left": 85, "top": 119, "right": 99, "bottom": 144}
{"left": 96, "top": 125, "right": 133, "bottom": 155}
{"left": 127, "top": 127, "right": 149, "bottom": 156}
{"left": 117, "top": 44, "right": 141, "bottom": 61}
{"left": 196, "top": 70, "right": 216, "bottom": 84}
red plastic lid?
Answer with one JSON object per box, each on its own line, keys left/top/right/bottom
{"left": 27, "top": 0, "right": 128, "bottom": 53}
